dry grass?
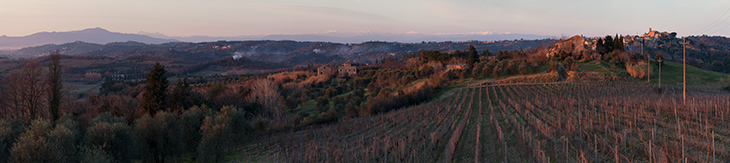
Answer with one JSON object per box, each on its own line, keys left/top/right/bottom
{"left": 233, "top": 81, "right": 730, "bottom": 162}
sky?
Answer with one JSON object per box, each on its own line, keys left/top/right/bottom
{"left": 2, "top": 0, "right": 730, "bottom": 38}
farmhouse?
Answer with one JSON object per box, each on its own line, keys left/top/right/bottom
{"left": 318, "top": 63, "right": 358, "bottom": 77}
{"left": 317, "top": 65, "right": 334, "bottom": 76}
{"left": 338, "top": 62, "right": 357, "bottom": 77}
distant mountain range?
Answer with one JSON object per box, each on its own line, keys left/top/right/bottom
{"left": 0, "top": 28, "right": 178, "bottom": 50}
{"left": 141, "top": 31, "right": 555, "bottom": 44}
{"left": 1, "top": 28, "right": 555, "bottom": 50}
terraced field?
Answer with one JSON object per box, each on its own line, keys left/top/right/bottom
{"left": 238, "top": 82, "right": 730, "bottom": 162}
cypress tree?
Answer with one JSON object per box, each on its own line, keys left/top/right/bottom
{"left": 613, "top": 34, "right": 624, "bottom": 52}
{"left": 619, "top": 36, "right": 625, "bottom": 51}
{"left": 48, "top": 50, "right": 63, "bottom": 121}
{"left": 141, "top": 62, "right": 168, "bottom": 116}
{"left": 596, "top": 38, "right": 606, "bottom": 54}
{"left": 467, "top": 44, "right": 479, "bottom": 67}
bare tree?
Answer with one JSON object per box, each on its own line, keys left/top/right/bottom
{"left": 48, "top": 50, "right": 63, "bottom": 121}
{"left": 3, "top": 59, "right": 46, "bottom": 119}
{"left": 246, "top": 78, "right": 285, "bottom": 122}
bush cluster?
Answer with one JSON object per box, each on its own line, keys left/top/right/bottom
{"left": 0, "top": 104, "right": 250, "bottom": 163}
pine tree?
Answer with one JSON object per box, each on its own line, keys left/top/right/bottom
{"left": 482, "top": 48, "right": 491, "bottom": 56}
{"left": 467, "top": 44, "right": 479, "bottom": 67}
{"left": 141, "top": 62, "right": 168, "bottom": 116}
{"left": 604, "top": 35, "right": 614, "bottom": 52}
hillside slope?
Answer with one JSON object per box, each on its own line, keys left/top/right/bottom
{"left": 652, "top": 60, "right": 729, "bottom": 89}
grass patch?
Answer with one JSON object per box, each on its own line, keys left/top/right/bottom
{"left": 653, "top": 61, "right": 729, "bottom": 89}
{"left": 577, "top": 61, "right": 611, "bottom": 74}
{"left": 291, "top": 100, "right": 319, "bottom": 116}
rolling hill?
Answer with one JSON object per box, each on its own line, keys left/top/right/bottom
{"left": 0, "top": 28, "right": 178, "bottom": 50}
{"left": 9, "top": 39, "right": 559, "bottom": 63}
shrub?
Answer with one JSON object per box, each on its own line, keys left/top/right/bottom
{"left": 557, "top": 63, "right": 568, "bottom": 81}
{"left": 626, "top": 61, "right": 651, "bottom": 79}
{"left": 251, "top": 117, "right": 270, "bottom": 132}
{"left": 564, "top": 56, "right": 576, "bottom": 70}
{"left": 134, "top": 111, "right": 184, "bottom": 162}
{"left": 458, "top": 69, "right": 468, "bottom": 79}
{"left": 197, "top": 116, "right": 232, "bottom": 162}
{"left": 219, "top": 106, "right": 251, "bottom": 138}
{"left": 506, "top": 60, "right": 517, "bottom": 74}
{"left": 80, "top": 146, "right": 115, "bottom": 163}
{"left": 197, "top": 106, "right": 251, "bottom": 162}
{"left": 180, "top": 105, "right": 212, "bottom": 153}
{"left": 345, "top": 101, "right": 358, "bottom": 118}
{"left": 530, "top": 60, "right": 540, "bottom": 73}
{"left": 57, "top": 114, "right": 83, "bottom": 143}
{"left": 518, "top": 61, "right": 528, "bottom": 75}
{"left": 11, "top": 119, "right": 65, "bottom": 162}
{"left": 156, "top": 112, "right": 183, "bottom": 160}
{"left": 549, "top": 60, "right": 559, "bottom": 72}
{"left": 0, "top": 119, "right": 23, "bottom": 163}
{"left": 290, "top": 114, "right": 302, "bottom": 126}
{"left": 324, "top": 87, "right": 336, "bottom": 99}
{"left": 492, "top": 66, "right": 503, "bottom": 78}
{"left": 316, "top": 97, "right": 330, "bottom": 113}
{"left": 50, "top": 123, "right": 80, "bottom": 162}
{"left": 481, "top": 64, "right": 493, "bottom": 78}
{"left": 55, "top": 114, "right": 85, "bottom": 162}
{"left": 300, "top": 109, "right": 339, "bottom": 126}
{"left": 85, "top": 119, "right": 134, "bottom": 162}
{"left": 321, "top": 108, "right": 339, "bottom": 122}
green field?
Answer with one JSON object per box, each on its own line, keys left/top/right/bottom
{"left": 651, "top": 60, "right": 729, "bottom": 89}
{"left": 577, "top": 61, "right": 612, "bottom": 74}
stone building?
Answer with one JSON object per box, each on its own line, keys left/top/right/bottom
{"left": 317, "top": 65, "right": 335, "bottom": 76}
{"left": 338, "top": 62, "right": 357, "bottom": 77}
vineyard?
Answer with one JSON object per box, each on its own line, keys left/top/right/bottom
{"left": 238, "top": 81, "right": 730, "bottom": 162}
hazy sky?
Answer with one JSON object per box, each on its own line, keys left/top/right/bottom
{"left": 2, "top": 0, "right": 730, "bottom": 37}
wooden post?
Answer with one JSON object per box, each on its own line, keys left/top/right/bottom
{"left": 680, "top": 38, "right": 688, "bottom": 103}
{"left": 644, "top": 38, "right": 649, "bottom": 82}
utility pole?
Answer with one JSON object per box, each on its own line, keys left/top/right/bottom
{"left": 680, "top": 38, "right": 688, "bottom": 103}
{"left": 658, "top": 55, "right": 663, "bottom": 89}
{"left": 643, "top": 38, "right": 649, "bottom": 82}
